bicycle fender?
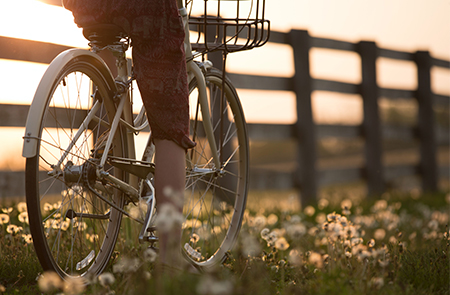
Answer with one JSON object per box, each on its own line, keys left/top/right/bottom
{"left": 22, "top": 49, "right": 115, "bottom": 158}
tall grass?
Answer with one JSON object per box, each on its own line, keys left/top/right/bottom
{"left": 0, "top": 190, "right": 448, "bottom": 294}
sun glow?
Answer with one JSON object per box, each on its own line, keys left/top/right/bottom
{"left": 0, "top": 0, "right": 85, "bottom": 47}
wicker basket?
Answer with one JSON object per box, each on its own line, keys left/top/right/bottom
{"left": 186, "top": 0, "right": 270, "bottom": 53}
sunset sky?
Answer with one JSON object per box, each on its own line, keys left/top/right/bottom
{"left": 0, "top": 0, "right": 449, "bottom": 170}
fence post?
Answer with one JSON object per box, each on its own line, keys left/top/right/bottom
{"left": 414, "top": 51, "right": 438, "bottom": 192}
{"left": 358, "top": 41, "right": 384, "bottom": 196}
{"left": 289, "top": 29, "right": 317, "bottom": 205}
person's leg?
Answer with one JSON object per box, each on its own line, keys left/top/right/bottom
{"left": 154, "top": 138, "right": 186, "bottom": 267}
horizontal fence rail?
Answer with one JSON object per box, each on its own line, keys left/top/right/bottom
{"left": 0, "top": 26, "right": 449, "bottom": 204}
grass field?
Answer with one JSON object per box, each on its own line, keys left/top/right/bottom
{"left": 0, "top": 189, "right": 449, "bottom": 294}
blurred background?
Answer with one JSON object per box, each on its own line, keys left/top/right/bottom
{"left": 0, "top": 0, "right": 449, "bottom": 204}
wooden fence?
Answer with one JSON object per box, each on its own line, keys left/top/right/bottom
{"left": 0, "top": 27, "right": 449, "bottom": 205}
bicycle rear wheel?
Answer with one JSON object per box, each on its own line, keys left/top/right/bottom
{"left": 183, "top": 67, "right": 249, "bottom": 269}
{"left": 25, "top": 54, "right": 128, "bottom": 278}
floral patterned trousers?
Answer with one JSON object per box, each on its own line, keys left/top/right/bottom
{"left": 64, "top": 0, "right": 195, "bottom": 149}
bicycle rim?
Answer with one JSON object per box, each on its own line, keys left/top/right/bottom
{"left": 25, "top": 57, "right": 127, "bottom": 278}
{"left": 183, "top": 68, "right": 249, "bottom": 268}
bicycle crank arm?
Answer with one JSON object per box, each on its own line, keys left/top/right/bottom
{"left": 65, "top": 209, "right": 110, "bottom": 220}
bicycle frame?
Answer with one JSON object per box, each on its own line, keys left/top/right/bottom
{"left": 22, "top": 3, "right": 221, "bottom": 201}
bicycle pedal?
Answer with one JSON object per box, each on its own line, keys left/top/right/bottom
{"left": 146, "top": 226, "right": 157, "bottom": 232}
{"left": 144, "top": 235, "right": 159, "bottom": 243}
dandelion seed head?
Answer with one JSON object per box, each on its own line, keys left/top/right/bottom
{"left": 197, "top": 275, "right": 234, "bottom": 295}
{"left": 267, "top": 214, "right": 278, "bottom": 225}
{"left": 287, "top": 223, "right": 306, "bottom": 239}
{"left": 43, "top": 203, "right": 53, "bottom": 212}
{"left": 1, "top": 207, "right": 12, "bottom": 214}
{"left": 389, "top": 236, "right": 397, "bottom": 244}
{"left": 155, "top": 203, "right": 184, "bottom": 233}
{"left": 290, "top": 215, "right": 302, "bottom": 224}
{"left": 304, "top": 206, "right": 315, "bottom": 217}
{"left": 260, "top": 228, "right": 270, "bottom": 239}
{"left": 288, "top": 249, "right": 302, "bottom": 266}
{"left": 327, "top": 212, "right": 339, "bottom": 222}
{"left": 372, "top": 200, "right": 388, "bottom": 212}
{"left": 241, "top": 234, "right": 261, "bottom": 257}
{"left": 190, "top": 233, "right": 200, "bottom": 244}
{"left": 6, "top": 224, "right": 21, "bottom": 234}
{"left": 374, "top": 228, "right": 386, "bottom": 240}
{"left": 112, "top": 257, "right": 140, "bottom": 273}
{"left": 0, "top": 213, "right": 10, "bottom": 224}
{"left": 275, "top": 237, "right": 290, "bottom": 251}
{"left": 370, "top": 277, "right": 384, "bottom": 289}
{"left": 368, "top": 239, "right": 375, "bottom": 248}
{"left": 98, "top": 272, "right": 115, "bottom": 287}
{"left": 17, "top": 202, "right": 27, "bottom": 213}
{"left": 318, "top": 198, "right": 329, "bottom": 210}
{"left": 22, "top": 234, "right": 33, "bottom": 244}
{"left": 18, "top": 212, "right": 29, "bottom": 224}
{"left": 38, "top": 271, "right": 63, "bottom": 293}
{"left": 253, "top": 215, "right": 267, "bottom": 229}
{"left": 308, "top": 252, "right": 323, "bottom": 268}
{"left": 62, "top": 277, "right": 86, "bottom": 295}
{"left": 143, "top": 248, "right": 158, "bottom": 263}
{"left": 341, "top": 199, "right": 353, "bottom": 210}
{"left": 315, "top": 213, "right": 326, "bottom": 224}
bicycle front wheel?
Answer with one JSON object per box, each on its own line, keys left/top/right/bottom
{"left": 25, "top": 54, "right": 128, "bottom": 278}
{"left": 183, "top": 67, "right": 249, "bottom": 269}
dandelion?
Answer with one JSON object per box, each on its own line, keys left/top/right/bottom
{"left": 0, "top": 213, "right": 10, "bottom": 224}
{"left": 267, "top": 214, "right": 278, "bottom": 225}
{"left": 98, "top": 272, "right": 115, "bottom": 287}
{"left": 275, "top": 237, "right": 290, "bottom": 251}
{"left": 288, "top": 249, "right": 302, "bottom": 266}
{"left": 374, "top": 228, "right": 386, "bottom": 240}
{"left": 253, "top": 215, "right": 267, "bottom": 228}
{"left": 286, "top": 223, "right": 306, "bottom": 239}
{"left": 190, "top": 233, "right": 200, "bottom": 244}
{"left": 17, "top": 202, "right": 27, "bottom": 213}
{"left": 22, "top": 234, "right": 33, "bottom": 244}
{"left": 197, "top": 275, "right": 234, "bottom": 295}
{"left": 318, "top": 198, "right": 329, "bottom": 210}
{"left": 368, "top": 239, "right": 375, "bottom": 248}
{"left": 315, "top": 213, "right": 326, "bottom": 224}
{"left": 0, "top": 284, "right": 5, "bottom": 293}
{"left": 372, "top": 200, "right": 387, "bottom": 212}
{"left": 6, "top": 224, "right": 21, "bottom": 235}
{"left": 43, "top": 203, "right": 53, "bottom": 212}
{"left": 260, "top": 228, "right": 270, "bottom": 239}
{"left": 38, "top": 271, "right": 63, "bottom": 293}
{"left": 143, "top": 248, "right": 158, "bottom": 263}
{"left": 112, "top": 257, "right": 140, "bottom": 273}
{"left": 1, "top": 207, "right": 12, "bottom": 214}
{"left": 369, "top": 277, "right": 384, "bottom": 289}
{"left": 241, "top": 234, "right": 261, "bottom": 257}
{"left": 62, "top": 277, "right": 86, "bottom": 295}
{"left": 18, "top": 212, "right": 29, "bottom": 224}
{"left": 308, "top": 252, "right": 323, "bottom": 268}
{"left": 304, "top": 206, "right": 315, "bottom": 216}
{"left": 341, "top": 199, "right": 353, "bottom": 210}
{"left": 327, "top": 212, "right": 338, "bottom": 222}
{"left": 155, "top": 203, "right": 184, "bottom": 233}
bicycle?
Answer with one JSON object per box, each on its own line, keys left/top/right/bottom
{"left": 22, "top": 0, "right": 269, "bottom": 279}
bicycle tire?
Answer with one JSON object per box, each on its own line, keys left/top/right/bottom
{"left": 183, "top": 67, "right": 249, "bottom": 269}
{"left": 25, "top": 54, "right": 128, "bottom": 278}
